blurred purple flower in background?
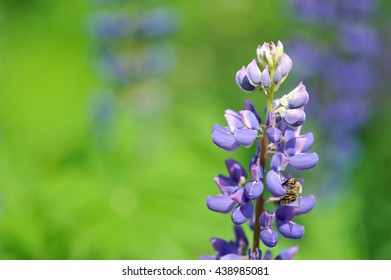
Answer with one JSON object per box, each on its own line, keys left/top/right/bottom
{"left": 287, "top": 0, "right": 381, "bottom": 199}
{"left": 86, "top": 1, "right": 180, "bottom": 147}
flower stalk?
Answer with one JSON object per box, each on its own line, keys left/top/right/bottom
{"left": 203, "top": 40, "right": 318, "bottom": 260}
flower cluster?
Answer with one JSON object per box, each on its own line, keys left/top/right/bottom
{"left": 87, "top": 2, "right": 180, "bottom": 147}
{"left": 287, "top": 0, "right": 379, "bottom": 198}
{"left": 203, "top": 41, "right": 318, "bottom": 260}
{"left": 88, "top": 7, "right": 179, "bottom": 84}
{"left": 200, "top": 226, "right": 299, "bottom": 260}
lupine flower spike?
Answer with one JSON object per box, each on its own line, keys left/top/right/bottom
{"left": 203, "top": 41, "right": 318, "bottom": 260}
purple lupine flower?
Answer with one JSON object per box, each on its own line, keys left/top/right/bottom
{"left": 212, "top": 102, "right": 261, "bottom": 151}
{"left": 259, "top": 211, "right": 278, "bottom": 247}
{"left": 137, "top": 8, "right": 179, "bottom": 38}
{"left": 200, "top": 226, "right": 248, "bottom": 260}
{"left": 206, "top": 159, "right": 264, "bottom": 225}
{"left": 205, "top": 40, "right": 317, "bottom": 260}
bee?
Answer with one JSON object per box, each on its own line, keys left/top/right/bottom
{"left": 278, "top": 178, "right": 302, "bottom": 209}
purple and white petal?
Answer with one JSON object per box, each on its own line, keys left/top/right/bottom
{"left": 246, "top": 59, "right": 262, "bottom": 86}
{"left": 279, "top": 53, "right": 292, "bottom": 76}
{"left": 289, "top": 152, "right": 319, "bottom": 170}
{"left": 244, "top": 100, "right": 262, "bottom": 123}
{"left": 244, "top": 180, "right": 264, "bottom": 200}
{"left": 233, "top": 128, "right": 258, "bottom": 147}
{"left": 261, "top": 66, "right": 271, "bottom": 88}
{"left": 230, "top": 188, "right": 247, "bottom": 205}
{"left": 260, "top": 211, "right": 276, "bottom": 229}
{"left": 284, "top": 126, "right": 302, "bottom": 141}
{"left": 231, "top": 203, "right": 253, "bottom": 225}
{"left": 214, "top": 175, "right": 238, "bottom": 195}
{"left": 224, "top": 110, "right": 244, "bottom": 133}
{"left": 270, "top": 153, "right": 289, "bottom": 171}
{"left": 235, "top": 66, "right": 256, "bottom": 92}
{"left": 281, "top": 82, "right": 309, "bottom": 109}
{"left": 277, "top": 220, "right": 305, "bottom": 239}
{"left": 240, "top": 110, "right": 259, "bottom": 130}
{"left": 281, "top": 107, "right": 306, "bottom": 127}
{"left": 212, "top": 124, "right": 240, "bottom": 151}
{"left": 265, "top": 111, "right": 276, "bottom": 127}
{"left": 275, "top": 246, "right": 299, "bottom": 260}
{"left": 273, "top": 66, "right": 283, "bottom": 84}
{"left": 250, "top": 162, "right": 263, "bottom": 181}
{"left": 266, "top": 170, "right": 287, "bottom": 196}
{"left": 206, "top": 195, "right": 236, "bottom": 213}
{"left": 290, "top": 195, "right": 316, "bottom": 215}
{"left": 266, "top": 126, "right": 282, "bottom": 143}
{"left": 284, "top": 136, "right": 307, "bottom": 156}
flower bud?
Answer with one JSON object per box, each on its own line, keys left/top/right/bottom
{"left": 235, "top": 66, "right": 256, "bottom": 92}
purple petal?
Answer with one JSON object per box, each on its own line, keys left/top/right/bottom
{"left": 265, "top": 111, "right": 276, "bottom": 127}
{"left": 235, "top": 66, "right": 256, "bottom": 92}
{"left": 261, "top": 66, "right": 271, "bottom": 88}
{"left": 284, "top": 136, "right": 307, "bottom": 156}
{"left": 244, "top": 180, "right": 264, "bottom": 200}
{"left": 224, "top": 110, "right": 244, "bottom": 132}
{"left": 234, "top": 225, "right": 248, "bottom": 249}
{"left": 273, "top": 66, "right": 282, "bottom": 84}
{"left": 214, "top": 175, "right": 238, "bottom": 196}
{"left": 266, "top": 170, "right": 287, "bottom": 196}
{"left": 260, "top": 229, "right": 279, "bottom": 247}
{"left": 266, "top": 126, "right": 282, "bottom": 143}
{"left": 250, "top": 162, "right": 263, "bottom": 181}
{"left": 233, "top": 128, "right": 258, "bottom": 147}
{"left": 211, "top": 238, "right": 237, "bottom": 259}
{"left": 301, "top": 132, "right": 314, "bottom": 152}
{"left": 240, "top": 110, "right": 259, "bottom": 130}
{"left": 282, "top": 107, "right": 306, "bottom": 127}
{"left": 275, "top": 246, "right": 299, "bottom": 260}
{"left": 276, "top": 206, "right": 299, "bottom": 221}
{"left": 289, "top": 152, "right": 319, "bottom": 170}
{"left": 244, "top": 100, "right": 262, "bottom": 123}
{"left": 280, "top": 82, "right": 309, "bottom": 109}
{"left": 206, "top": 195, "right": 236, "bottom": 213}
{"left": 279, "top": 53, "right": 292, "bottom": 76}
{"left": 246, "top": 59, "right": 262, "bottom": 86}
{"left": 260, "top": 211, "right": 275, "bottom": 229}
{"left": 290, "top": 195, "right": 316, "bottom": 215}
{"left": 284, "top": 126, "right": 302, "bottom": 141}
{"left": 230, "top": 188, "right": 247, "bottom": 205}
{"left": 220, "top": 254, "right": 243, "bottom": 260}
{"left": 212, "top": 124, "right": 240, "bottom": 151}
{"left": 270, "top": 153, "right": 289, "bottom": 171}
{"left": 277, "top": 220, "right": 305, "bottom": 239}
{"left": 231, "top": 203, "right": 253, "bottom": 225}
{"left": 225, "top": 159, "right": 247, "bottom": 184}
{"left": 249, "top": 141, "right": 261, "bottom": 169}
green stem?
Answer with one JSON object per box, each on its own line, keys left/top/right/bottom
{"left": 252, "top": 88, "right": 274, "bottom": 253}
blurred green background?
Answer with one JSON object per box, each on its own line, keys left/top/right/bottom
{"left": 0, "top": 0, "right": 391, "bottom": 259}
